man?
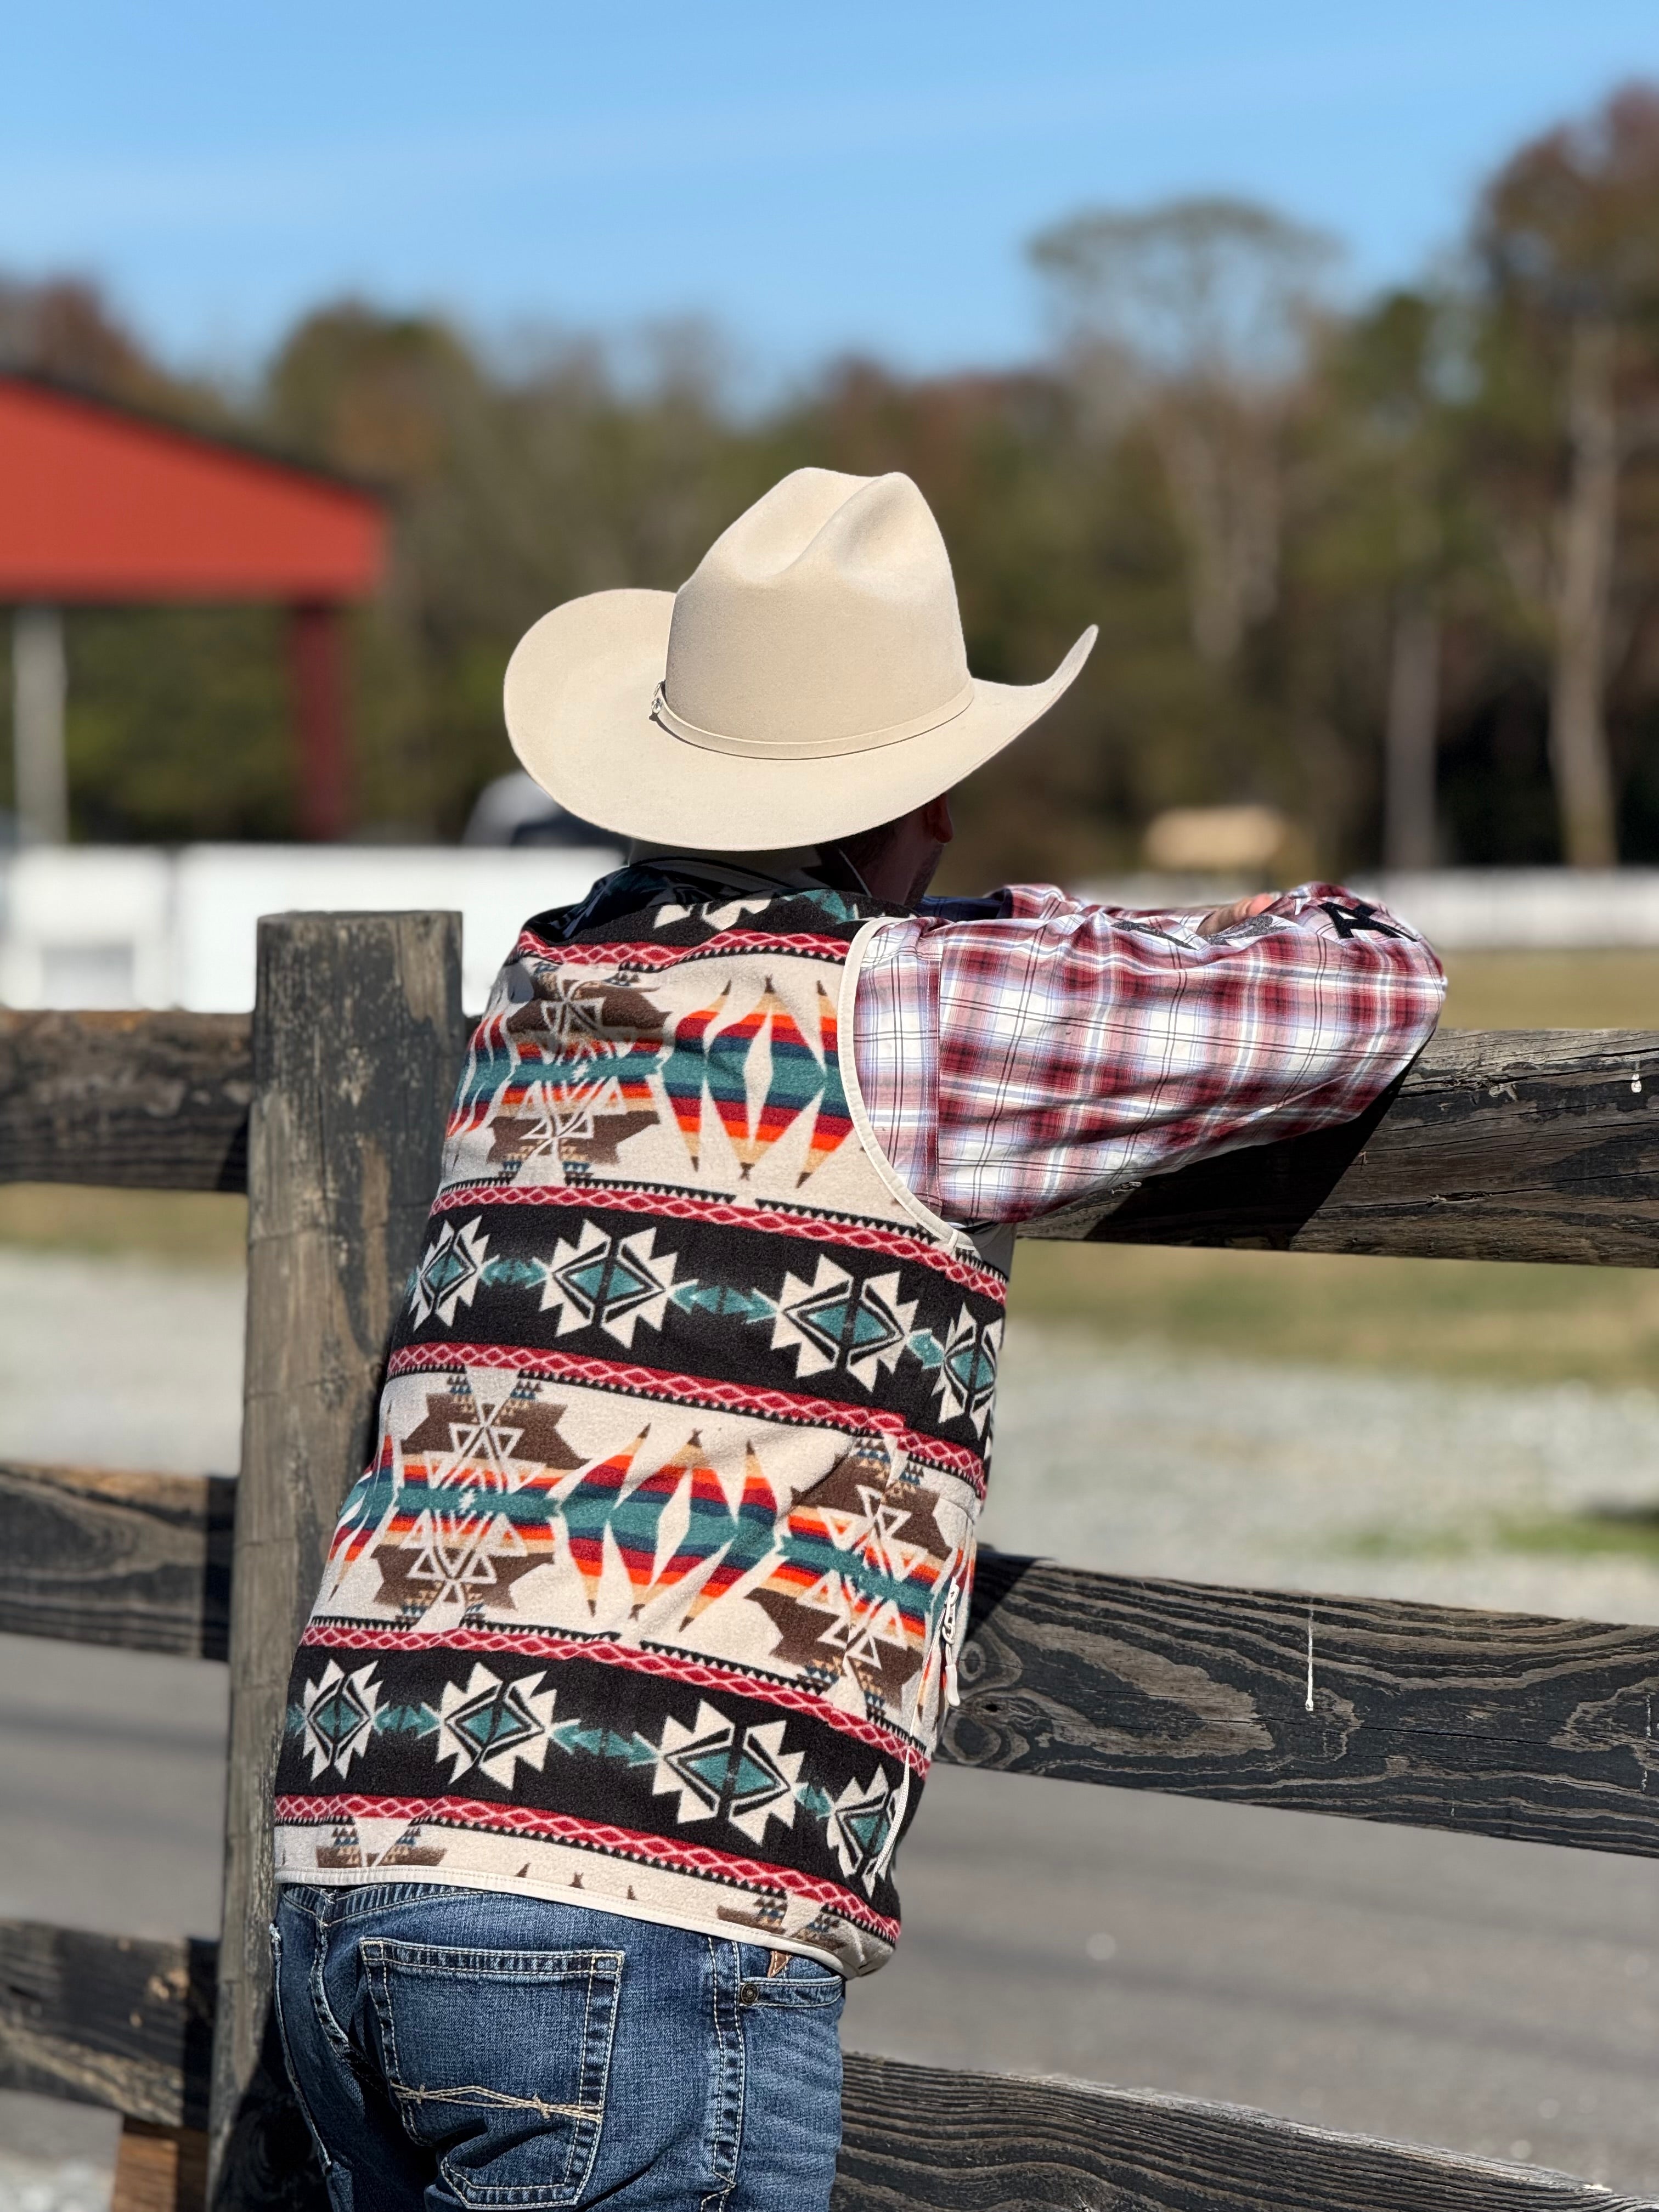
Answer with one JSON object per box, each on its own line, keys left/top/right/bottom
{"left": 271, "top": 469, "right": 1444, "bottom": 2210}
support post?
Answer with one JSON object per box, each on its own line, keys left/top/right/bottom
{"left": 12, "top": 604, "right": 68, "bottom": 844}
{"left": 285, "top": 603, "right": 351, "bottom": 842}
{"left": 1548, "top": 314, "right": 1621, "bottom": 870}
{"left": 112, "top": 2120, "right": 208, "bottom": 2212}
{"left": 207, "top": 912, "right": 465, "bottom": 2209}
{"left": 1383, "top": 592, "right": 1440, "bottom": 872}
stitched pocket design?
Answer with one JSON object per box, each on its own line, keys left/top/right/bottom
{"left": 739, "top": 1956, "right": 845, "bottom": 2011}
{"left": 360, "top": 1940, "right": 622, "bottom": 2209}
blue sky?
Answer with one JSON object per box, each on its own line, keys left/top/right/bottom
{"left": 3, "top": 2, "right": 1657, "bottom": 390}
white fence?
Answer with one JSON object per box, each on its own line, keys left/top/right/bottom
{"left": 0, "top": 844, "right": 623, "bottom": 1013}
{"left": 1085, "top": 870, "right": 1659, "bottom": 952}
{"left": 1358, "top": 871, "right": 1659, "bottom": 951}
{"left": 8, "top": 852, "right": 1659, "bottom": 1014}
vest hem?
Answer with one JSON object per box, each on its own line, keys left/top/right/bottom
{"left": 270, "top": 1861, "right": 859, "bottom": 1977}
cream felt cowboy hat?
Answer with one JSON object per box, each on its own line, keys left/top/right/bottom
{"left": 503, "top": 467, "right": 1096, "bottom": 851}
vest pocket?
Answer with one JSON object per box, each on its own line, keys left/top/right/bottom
{"left": 360, "top": 1940, "right": 622, "bottom": 2208}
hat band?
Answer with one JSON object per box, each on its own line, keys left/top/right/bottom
{"left": 650, "top": 677, "right": 977, "bottom": 761}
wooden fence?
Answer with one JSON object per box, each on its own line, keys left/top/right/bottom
{"left": 5, "top": 910, "right": 1659, "bottom": 2211}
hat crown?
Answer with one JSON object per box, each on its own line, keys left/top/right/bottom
{"left": 663, "top": 469, "right": 970, "bottom": 751}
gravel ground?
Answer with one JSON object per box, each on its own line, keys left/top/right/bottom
{"left": 7, "top": 1247, "right": 1659, "bottom": 1618}
{"left": 0, "top": 1253, "right": 244, "bottom": 1476}
{"left": 982, "top": 1321, "right": 1659, "bottom": 1623}
{"left": 9, "top": 1251, "right": 1659, "bottom": 2204}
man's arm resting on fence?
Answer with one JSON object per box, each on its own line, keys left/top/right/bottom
{"left": 853, "top": 882, "right": 1447, "bottom": 1227}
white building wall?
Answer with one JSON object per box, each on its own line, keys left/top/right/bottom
{"left": 0, "top": 848, "right": 175, "bottom": 1009}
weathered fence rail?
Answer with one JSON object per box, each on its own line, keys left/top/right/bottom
{"left": 947, "top": 1554, "right": 1659, "bottom": 1857}
{"left": 12, "top": 1004, "right": 1659, "bottom": 1266}
{"left": 833, "top": 2054, "right": 1658, "bottom": 2212}
{"left": 0, "top": 1008, "right": 252, "bottom": 1190}
{"left": 12, "top": 1473, "right": 1659, "bottom": 1862}
{"left": 9, "top": 1929, "right": 1654, "bottom": 2212}
{"left": 5, "top": 917, "right": 1659, "bottom": 2212}
{"left": 0, "top": 1918, "right": 215, "bottom": 2130}
{"left": 1056, "top": 1027, "right": 1659, "bottom": 1266}
{"left": 0, "top": 1459, "right": 233, "bottom": 1658}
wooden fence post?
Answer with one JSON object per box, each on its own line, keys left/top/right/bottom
{"left": 207, "top": 912, "right": 465, "bottom": 2209}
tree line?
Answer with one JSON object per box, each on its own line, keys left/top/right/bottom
{"left": 8, "top": 82, "right": 1659, "bottom": 887}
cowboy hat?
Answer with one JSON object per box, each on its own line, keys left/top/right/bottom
{"left": 503, "top": 467, "right": 1096, "bottom": 851}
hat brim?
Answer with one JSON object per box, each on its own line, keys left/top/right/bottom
{"left": 503, "top": 588, "right": 1097, "bottom": 851}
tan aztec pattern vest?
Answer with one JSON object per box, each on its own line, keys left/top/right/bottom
{"left": 273, "top": 878, "right": 1009, "bottom": 1976}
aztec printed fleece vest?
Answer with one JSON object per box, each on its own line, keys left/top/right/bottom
{"left": 273, "top": 880, "right": 1009, "bottom": 1976}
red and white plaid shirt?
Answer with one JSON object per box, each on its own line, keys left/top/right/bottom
{"left": 854, "top": 882, "right": 1445, "bottom": 1227}
{"left": 612, "top": 853, "right": 1444, "bottom": 1231}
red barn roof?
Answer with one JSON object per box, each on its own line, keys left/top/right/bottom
{"left": 0, "top": 375, "right": 385, "bottom": 602}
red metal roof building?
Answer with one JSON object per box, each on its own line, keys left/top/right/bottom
{"left": 0, "top": 374, "right": 387, "bottom": 839}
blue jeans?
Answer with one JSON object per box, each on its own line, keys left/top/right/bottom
{"left": 272, "top": 1884, "right": 846, "bottom": 2212}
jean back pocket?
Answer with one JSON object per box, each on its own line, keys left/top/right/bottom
{"left": 360, "top": 1940, "right": 622, "bottom": 2209}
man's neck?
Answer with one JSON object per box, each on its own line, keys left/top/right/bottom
{"left": 623, "top": 842, "right": 875, "bottom": 900}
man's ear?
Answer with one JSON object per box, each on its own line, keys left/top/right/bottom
{"left": 921, "top": 792, "right": 955, "bottom": 845}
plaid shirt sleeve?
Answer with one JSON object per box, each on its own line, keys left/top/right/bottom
{"left": 851, "top": 882, "right": 1447, "bottom": 1227}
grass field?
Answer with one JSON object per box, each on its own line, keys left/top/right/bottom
{"left": 1438, "top": 949, "right": 1659, "bottom": 1028}
{"left": 1343, "top": 1506, "right": 1659, "bottom": 1568}
{"left": 1013, "top": 946, "right": 1659, "bottom": 1389}
{"left": 4, "top": 950, "right": 1658, "bottom": 1389}
{"left": 0, "top": 1183, "right": 247, "bottom": 1265}
{"left": 1009, "top": 1242, "right": 1659, "bottom": 1389}
{"left": 1011, "top": 948, "right": 1659, "bottom": 1388}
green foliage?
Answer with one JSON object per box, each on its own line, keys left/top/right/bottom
{"left": 66, "top": 606, "right": 295, "bottom": 841}
{"left": 16, "top": 82, "right": 1659, "bottom": 871}
{"left": 259, "top": 304, "right": 774, "bottom": 835}
{"left": 1342, "top": 1511, "right": 1659, "bottom": 1565}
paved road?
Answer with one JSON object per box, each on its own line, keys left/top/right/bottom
{"left": 851, "top": 1765, "right": 1659, "bottom": 2196}
{"left": 5, "top": 1632, "right": 1659, "bottom": 2200}
{"left": 0, "top": 1637, "right": 229, "bottom": 2212}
